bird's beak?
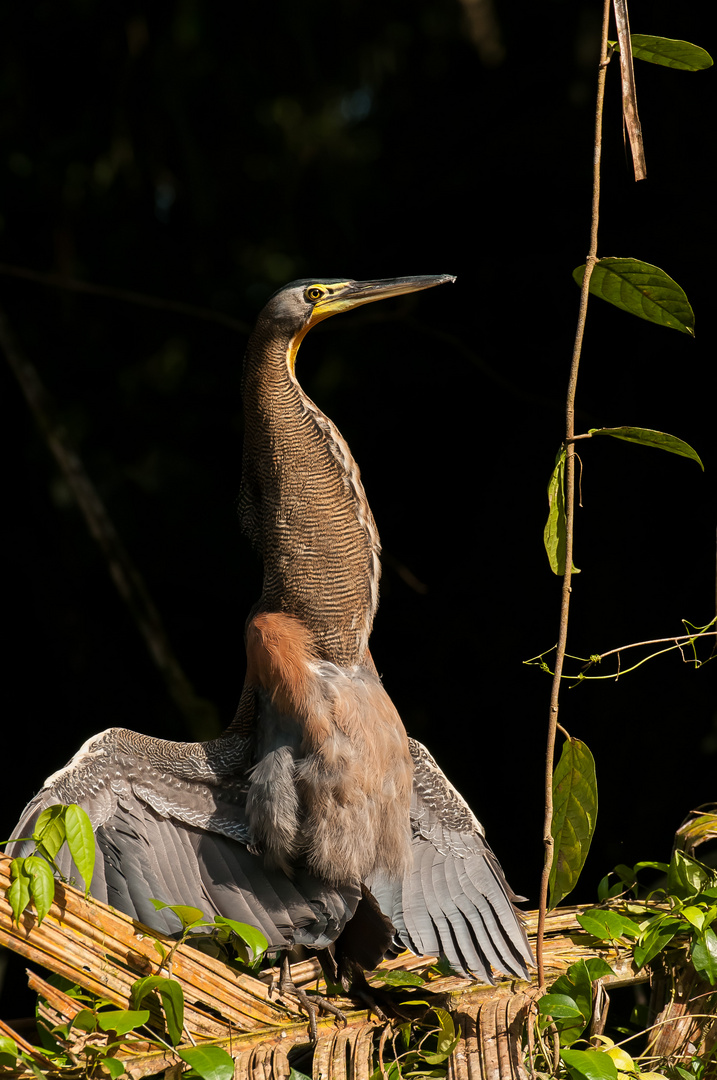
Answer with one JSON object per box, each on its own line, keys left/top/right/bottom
{"left": 312, "top": 275, "right": 456, "bottom": 321}
{"left": 287, "top": 275, "right": 456, "bottom": 372}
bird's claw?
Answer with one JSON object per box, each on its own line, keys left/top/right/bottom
{"left": 277, "top": 957, "right": 346, "bottom": 1041}
{"left": 287, "top": 985, "right": 347, "bottom": 1042}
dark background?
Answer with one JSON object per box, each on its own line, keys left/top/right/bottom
{"left": 1, "top": 0, "right": 715, "bottom": 996}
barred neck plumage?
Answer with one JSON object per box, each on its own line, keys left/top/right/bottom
{"left": 239, "top": 312, "right": 380, "bottom": 666}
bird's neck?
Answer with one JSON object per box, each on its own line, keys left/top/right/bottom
{"left": 240, "top": 318, "right": 380, "bottom": 666}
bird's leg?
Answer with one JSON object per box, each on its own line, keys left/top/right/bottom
{"left": 276, "top": 953, "right": 347, "bottom": 1042}
{"left": 345, "top": 967, "right": 388, "bottom": 1022}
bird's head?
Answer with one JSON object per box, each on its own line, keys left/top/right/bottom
{"left": 259, "top": 275, "right": 456, "bottom": 374}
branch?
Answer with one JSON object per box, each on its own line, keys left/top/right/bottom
{"left": 0, "top": 261, "right": 251, "bottom": 334}
{"left": 526, "top": 620, "right": 716, "bottom": 683}
{"left": 536, "top": 0, "right": 612, "bottom": 987}
{"left": 612, "top": 0, "right": 647, "bottom": 180}
{"left": 587, "top": 622, "right": 716, "bottom": 666}
{"left": 0, "top": 310, "right": 220, "bottom": 738}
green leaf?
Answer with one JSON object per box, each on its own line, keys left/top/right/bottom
{"left": 549, "top": 960, "right": 595, "bottom": 1045}
{"left": 544, "top": 449, "right": 580, "bottom": 576}
{"left": 577, "top": 909, "right": 640, "bottom": 942}
{"left": 589, "top": 427, "right": 703, "bottom": 470}
{"left": 544, "top": 449, "right": 566, "bottom": 576}
{"left": 431, "top": 1006, "right": 458, "bottom": 1056}
{"left": 681, "top": 906, "right": 706, "bottom": 932}
{"left": 72, "top": 1009, "right": 99, "bottom": 1033}
{"left": 624, "top": 36, "right": 713, "bottom": 71}
{"left": 288, "top": 1070, "right": 313, "bottom": 1080}
{"left": 634, "top": 926, "right": 680, "bottom": 970}
{"left": 96, "top": 1010, "right": 151, "bottom": 1035}
{"left": 24, "top": 855, "right": 56, "bottom": 925}
{"left": 633, "top": 860, "right": 670, "bottom": 874}
{"left": 561, "top": 1049, "right": 618, "bottom": 1080}
{"left": 544, "top": 961, "right": 612, "bottom": 1047}
{"left": 33, "top": 805, "right": 67, "bottom": 861}
{"left": 613, "top": 863, "right": 637, "bottom": 885}
{"left": 597, "top": 875, "right": 611, "bottom": 902}
{"left": 549, "top": 739, "right": 597, "bottom": 908}
{"left": 422, "top": 1042, "right": 460, "bottom": 1066}
{"left": 668, "top": 850, "right": 717, "bottom": 900}
{"left": 573, "top": 259, "right": 695, "bottom": 335}
{"left": 8, "top": 858, "right": 32, "bottom": 923}
{"left": 130, "top": 976, "right": 184, "bottom": 1046}
{"left": 212, "top": 917, "right": 269, "bottom": 961}
{"left": 692, "top": 927, "right": 717, "bottom": 985}
{"left": 538, "top": 993, "right": 583, "bottom": 1019}
{"left": 64, "top": 805, "right": 95, "bottom": 892}
{"left": 370, "top": 968, "right": 425, "bottom": 986}
{"left": 178, "top": 1045, "right": 235, "bottom": 1080}
{"left": 0, "top": 1036, "right": 18, "bottom": 1062}
{"left": 703, "top": 905, "right": 717, "bottom": 929}
{"left": 583, "top": 958, "right": 615, "bottom": 980}
{"left": 369, "top": 1066, "right": 403, "bottom": 1080}
{"left": 149, "top": 900, "right": 208, "bottom": 929}
{"left": 551, "top": 965, "right": 592, "bottom": 1021}
{"left": 99, "top": 1057, "right": 127, "bottom": 1079}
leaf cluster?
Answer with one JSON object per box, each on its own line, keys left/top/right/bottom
{"left": 533, "top": 847, "right": 717, "bottom": 1080}
{"left": 3, "top": 803, "right": 95, "bottom": 925}
{"left": 149, "top": 898, "right": 269, "bottom": 969}
{"left": 0, "top": 965, "right": 238, "bottom": 1080}
{"left": 588, "top": 852, "right": 717, "bottom": 983}
{"left": 538, "top": 957, "right": 614, "bottom": 1050}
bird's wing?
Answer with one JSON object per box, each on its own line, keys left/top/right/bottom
{"left": 368, "top": 739, "right": 533, "bottom": 982}
{"left": 8, "top": 727, "right": 360, "bottom": 949}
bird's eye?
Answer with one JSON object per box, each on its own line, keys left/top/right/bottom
{"left": 305, "top": 286, "right": 324, "bottom": 302}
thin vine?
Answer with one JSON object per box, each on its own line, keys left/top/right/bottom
{"left": 536, "top": 0, "right": 613, "bottom": 988}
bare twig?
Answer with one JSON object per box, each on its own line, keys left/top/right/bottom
{"left": 585, "top": 622, "right": 717, "bottom": 666}
{"left": 526, "top": 621, "right": 716, "bottom": 683}
{"left": 0, "top": 311, "right": 220, "bottom": 739}
{"left": 0, "top": 261, "right": 250, "bottom": 335}
{"left": 536, "top": 0, "right": 612, "bottom": 987}
{"left": 612, "top": 0, "right": 647, "bottom": 180}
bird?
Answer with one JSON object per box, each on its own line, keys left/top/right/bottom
{"left": 10, "top": 276, "right": 532, "bottom": 1020}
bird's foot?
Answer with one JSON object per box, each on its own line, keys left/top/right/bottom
{"left": 347, "top": 984, "right": 387, "bottom": 1023}
{"left": 347, "top": 969, "right": 423, "bottom": 1024}
{"left": 276, "top": 955, "right": 346, "bottom": 1042}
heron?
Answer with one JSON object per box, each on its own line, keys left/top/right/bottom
{"left": 10, "top": 276, "right": 532, "bottom": 1028}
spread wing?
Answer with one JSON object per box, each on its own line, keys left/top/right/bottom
{"left": 9, "top": 729, "right": 533, "bottom": 981}
{"left": 368, "top": 739, "right": 533, "bottom": 982}
{"left": 8, "top": 726, "right": 360, "bottom": 950}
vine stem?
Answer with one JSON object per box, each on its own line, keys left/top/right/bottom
{"left": 535, "top": 0, "right": 612, "bottom": 987}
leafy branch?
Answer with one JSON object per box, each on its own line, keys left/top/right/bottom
{"left": 532, "top": 844, "right": 717, "bottom": 1080}
{"left": 535, "top": 7, "right": 712, "bottom": 986}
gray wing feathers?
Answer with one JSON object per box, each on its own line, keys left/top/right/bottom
{"left": 8, "top": 728, "right": 359, "bottom": 950}
{"left": 372, "top": 739, "right": 533, "bottom": 981}
{"left": 9, "top": 729, "right": 533, "bottom": 981}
